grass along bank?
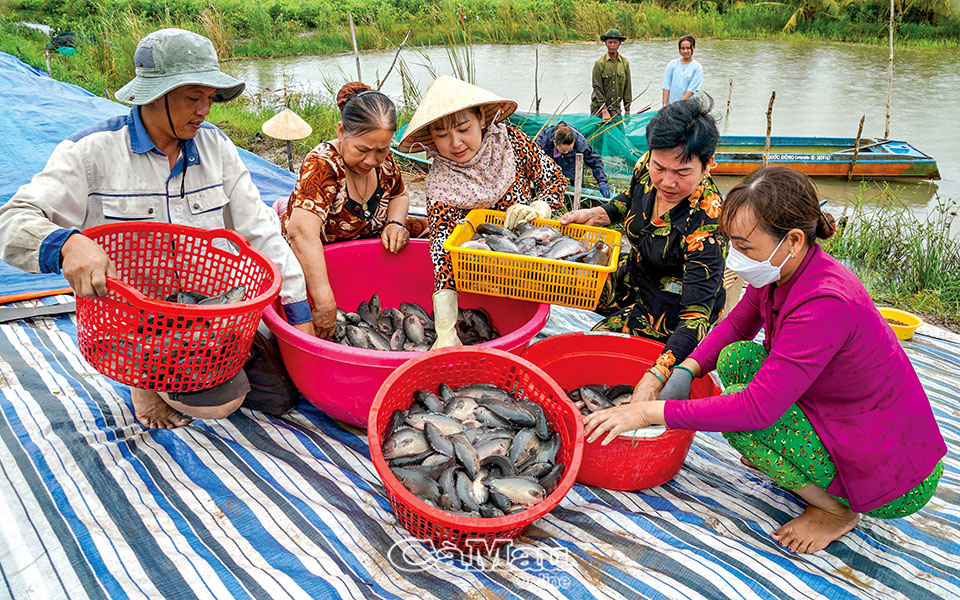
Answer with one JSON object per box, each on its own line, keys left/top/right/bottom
{"left": 822, "top": 187, "right": 960, "bottom": 332}
{"left": 8, "top": 0, "right": 960, "bottom": 66}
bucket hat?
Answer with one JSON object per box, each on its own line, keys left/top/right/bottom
{"left": 600, "top": 28, "right": 627, "bottom": 41}
{"left": 115, "top": 28, "right": 245, "bottom": 105}
{"left": 397, "top": 75, "right": 518, "bottom": 153}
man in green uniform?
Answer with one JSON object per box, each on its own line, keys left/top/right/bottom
{"left": 591, "top": 28, "right": 632, "bottom": 122}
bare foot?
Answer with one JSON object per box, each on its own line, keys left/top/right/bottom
{"left": 771, "top": 505, "right": 860, "bottom": 553}
{"left": 131, "top": 388, "right": 191, "bottom": 429}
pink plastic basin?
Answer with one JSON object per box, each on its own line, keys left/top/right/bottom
{"left": 522, "top": 332, "right": 721, "bottom": 490}
{"left": 262, "top": 239, "right": 551, "bottom": 427}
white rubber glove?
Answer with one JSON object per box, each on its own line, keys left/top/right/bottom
{"left": 504, "top": 200, "right": 552, "bottom": 230}
{"left": 430, "top": 289, "right": 462, "bottom": 349}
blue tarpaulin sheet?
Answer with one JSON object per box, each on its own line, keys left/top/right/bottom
{"left": 0, "top": 51, "right": 296, "bottom": 299}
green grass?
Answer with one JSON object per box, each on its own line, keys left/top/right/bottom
{"left": 822, "top": 185, "right": 960, "bottom": 330}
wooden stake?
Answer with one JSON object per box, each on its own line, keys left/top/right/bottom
{"left": 763, "top": 91, "right": 776, "bottom": 167}
{"left": 377, "top": 28, "right": 412, "bottom": 90}
{"left": 725, "top": 79, "right": 733, "bottom": 119}
{"left": 534, "top": 46, "right": 541, "bottom": 114}
{"left": 44, "top": 49, "right": 51, "bottom": 76}
{"left": 848, "top": 115, "right": 866, "bottom": 181}
{"left": 573, "top": 153, "right": 584, "bottom": 211}
{"left": 286, "top": 140, "right": 293, "bottom": 172}
{"left": 884, "top": 0, "right": 894, "bottom": 138}
{"left": 349, "top": 12, "right": 361, "bottom": 82}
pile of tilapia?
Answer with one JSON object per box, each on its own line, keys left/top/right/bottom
{"left": 567, "top": 384, "right": 634, "bottom": 416}
{"left": 568, "top": 384, "right": 667, "bottom": 438}
{"left": 332, "top": 294, "right": 499, "bottom": 351}
{"left": 115, "top": 285, "right": 248, "bottom": 383}
{"left": 381, "top": 383, "right": 565, "bottom": 518}
{"left": 459, "top": 222, "right": 611, "bottom": 266}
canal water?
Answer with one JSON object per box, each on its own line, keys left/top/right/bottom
{"left": 227, "top": 39, "right": 958, "bottom": 221}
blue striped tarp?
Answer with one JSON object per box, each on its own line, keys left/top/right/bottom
{"left": 0, "top": 301, "right": 957, "bottom": 599}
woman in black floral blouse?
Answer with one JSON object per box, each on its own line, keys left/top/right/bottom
{"left": 560, "top": 96, "right": 726, "bottom": 393}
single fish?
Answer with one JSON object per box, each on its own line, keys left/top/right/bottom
{"left": 424, "top": 422, "right": 454, "bottom": 457}
{"left": 389, "top": 329, "right": 406, "bottom": 351}
{"left": 488, "top": 477, "right": 546, "bottom": 508}
{"left": 480, "top": 454, "right": 517, "bottom": 478}
{"left": 443, "top": 396, "right": 478, "bottom": 422}
{"left": 539, "top": 463, "right": 565, "bottom": 495}
{"left": 517, "top": 226, "right": 561, "bottom": 245}
{"left": 399, "top": 302, "right": 432, "bottom": 322}
{"left": 392, "top": 468, "right": 441, "bottom": 504}
{"left": 579, "top": 386, "right": 613, "bottom": 413}
{"left": 479, "top": 397, "right": 536, "bottom": 428}
{"left": 366, "top": 329, "right": 392, "bottom": 352}
{"left": 461, "top": 239, "right": 490, "bottom": 251}
{"left": 477, "top": 223, "right": 516, "bottom": 239}
{"left": 382, "top": 427, "right": 429, "bottom": 460}
{"left": 439, "top": 466, "right": 461, "bottom": 511}
{"left": 405, "top": 413, "right": 465, "bottom": 436}
{"left": 508, "top": 428, "right": 541, "bottom": 468}
{"left": 456, "top": 470, "right": 481, "bottom": 512}
{"left": 197, "top": 285, "right": 246, "bottom": 305}
{"left": 475, "top": 438, "right": 511, "bottom": 462}
{"left": 451, "top": 433, "right": 480, "bottom": 479}
{"left": 403, "top": 315, "right": 426, "bottom": 345}
{"left": 485, "top": 235, "right": 521, "bottom": 254}
{"left": 345, "top": 325, "right": 370, "bottom": 349}
{"left": 536, "top": 432, "right": 560, "bottom": 465}
{"left": 414, "top": 390, "right": 445, "bottom": 413}
{"left": 545, "top": 237, "right": 583, "bottom": 260}
{"left": 369, "top": 294, "right": 382, "bottom": 319}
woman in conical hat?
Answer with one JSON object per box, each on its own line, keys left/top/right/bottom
{"left": 398, "top": 76, "right": 567, "bottom": 349}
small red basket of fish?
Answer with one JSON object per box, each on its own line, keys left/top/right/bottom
{"left": 368, "top": 346, "right": 584, "bottom": 553}
{"left": 75, "top": 223, "right": 281, "bottom": 393}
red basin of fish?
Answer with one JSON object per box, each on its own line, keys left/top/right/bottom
{"left": 262, "top": 239, "right": 551, "bottom": 427}
{"left": 522, "top": 332, "right": 721, "bottom": 490}
{"left": 368, "top": 346, "right": 584, "bottom": 552}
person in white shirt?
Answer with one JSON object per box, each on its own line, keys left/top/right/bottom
{"left": 662, "top": 35, "right": 704, "bottom": 107}
{"left": 0, "top": 29, "right": 316, "bottom": 429}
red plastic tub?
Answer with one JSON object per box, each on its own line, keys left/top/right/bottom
{"left": 262, "top": 239, "right": 551, "bottom": 427}
{"left": 368, "top": 347, "right": 583, "bottom": 553}
{"left": 522, "top": 332, "right": 721, "bottom": 490}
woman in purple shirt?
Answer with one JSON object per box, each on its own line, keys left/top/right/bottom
{"left": 584, "top": 167, "right": 946, "bottom": 554}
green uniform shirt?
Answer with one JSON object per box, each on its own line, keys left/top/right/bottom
{"left": 591, "top": 53, "right": 632, "bottom": 117}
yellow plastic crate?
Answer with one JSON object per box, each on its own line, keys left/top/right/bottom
{"left": 443, "top": 209, "right": 622, "bottom": 310}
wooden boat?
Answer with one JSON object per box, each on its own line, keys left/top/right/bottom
{"left": 713, "top": 136, "right": 940, "bottom": 179}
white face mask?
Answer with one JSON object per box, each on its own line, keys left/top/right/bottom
{"left": 727, "top": 237, "right": 793, "bottom": 288}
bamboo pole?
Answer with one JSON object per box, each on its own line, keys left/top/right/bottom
{"left": 348, "top": 12, "right": 361, "bottom": 82}
{"left": 848, "top": 115, "right": 866, "bottom": 181}
{"left": 377, "top": 27, "right": 412, "bottom": 90}
{"left": 534, "top": 46, "right": 541, "bottom": 114}
{"left": 884, "top": 0, "right": 894, "bottom": 138}
{"left": 725, "top": 79, "right": 733, "bottom": 119}
{"left": 532, "top": 92, "right": 582, "bottom": 142}
{"left": 763, "top": 91, "right": 776, "bottom": 167}
{"left": 573, "top": 153, "right": 584, "bottom": 211}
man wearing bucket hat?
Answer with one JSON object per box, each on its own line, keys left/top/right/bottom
{"left": 398, "top": 75, "right": 566, "bottom": 348}
{"left": 591, "top": 28, "right": 633, "bottom": 123}
{"left": 0, "top": 28, "right": 316, "bottom": 429}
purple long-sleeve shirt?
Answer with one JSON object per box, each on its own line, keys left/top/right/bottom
{"left": 664, "top": 244, "right": 946, "bottom": 512}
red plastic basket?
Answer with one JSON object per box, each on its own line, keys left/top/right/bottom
{"left": 368, "top": 347, "right": 584, "bottom": 553}
{"left": 75, "top": 223, "right": 281, "bottom": 393}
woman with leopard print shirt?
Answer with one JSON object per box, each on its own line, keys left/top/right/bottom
{"left": 398, "top": 76, "right": 567, "bottom": 349}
